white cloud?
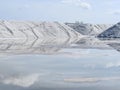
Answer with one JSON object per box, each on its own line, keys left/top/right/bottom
{"left": 79, "top": 2, "right": 91, "bottom": 9}
{"left": 108, "top": 10, "right": 120, "bottom": 15}
{"left": 113, "top": 11, "right": 120, "bottom": 15}
{"left": 61, "top": 0, "right": 92, "bottom": 9}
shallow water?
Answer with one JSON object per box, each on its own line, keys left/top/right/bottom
{"left": 0, "top": 38, "right": 120, "bottom": 90}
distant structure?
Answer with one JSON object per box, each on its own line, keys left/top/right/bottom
{"left": 65, "top": 21, "right": 113, "bottom": 36}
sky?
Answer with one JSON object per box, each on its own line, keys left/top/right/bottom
{"left": 0, "top": 0, "right": 120, "bottom": 24}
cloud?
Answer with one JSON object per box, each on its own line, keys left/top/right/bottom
{"left": 61, "top": 0, "right": 92, "bottom": 9}
{"left": 78, "top": 2, "right": 91, "bottom": 9}
{"left": 108, "top": 10, "right": 120, "bottom": 15}
{"left": 1, "top": 73, "right": 40, "bottom": 87}
{"left": 113, "top": 11, "right": 120, "bottom": 15}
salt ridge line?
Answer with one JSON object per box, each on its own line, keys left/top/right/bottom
{"left": 98, "top": 22, "right": 120, "bottom": 38}
{"left": 0, "top": 21, "right": 82, "bottom": 39}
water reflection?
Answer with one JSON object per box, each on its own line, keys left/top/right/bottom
{"left": 0, "top": 37, "right": 116, "bottom": 55}
{"left": 0, "top": 73, "right": 40, "bottom": 87}
{"left": 0, "top": 38, "right": 76, "bottom": 55}
{"left": 108, "top": 43, "right": 120, "bottom": 52}
{"left": 0, "top": 38, "right": 120, "bottom": 90}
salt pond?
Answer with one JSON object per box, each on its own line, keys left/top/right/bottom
{"left": 0, "top": 38, "right": 120, "bottom": 90}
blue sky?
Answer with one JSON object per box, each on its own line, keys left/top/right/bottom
{"left": 0, "top": 0, "right": 120, "bottom": 24}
